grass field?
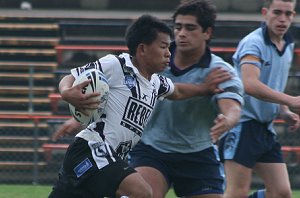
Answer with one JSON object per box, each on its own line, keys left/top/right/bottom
{"left": 0, "top": 185, "right": 176, "bottom": 198}
{"left": 0, "top": 185, "right": 300, "bottom": 198}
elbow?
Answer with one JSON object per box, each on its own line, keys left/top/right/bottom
{"left": 243, "top": 83, "right": 256, "bottom": 95}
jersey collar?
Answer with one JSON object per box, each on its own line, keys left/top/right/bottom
{"left": 261, "top": 23, "right": 293, "bottom": 55}
{"left": 169, "top": 42, "right": 211, "bottom": 76}
{"left": 121, "top": 53, "right": 140, "bottom": 75}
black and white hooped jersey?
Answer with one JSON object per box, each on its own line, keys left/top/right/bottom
{"left": 71, "top": 53, "right": 175, "bottom": 159}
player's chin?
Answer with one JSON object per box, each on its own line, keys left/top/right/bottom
{"left": 158, "top": 65, "right": 168, "bottom": 72}
{"left": 275, "top": 29, "right": 287, "bottom": 37}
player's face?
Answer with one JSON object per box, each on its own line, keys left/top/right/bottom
{"left": 174, "top": 15, "right": 211, "bottom": 53}
{"left": 143, "top": 32, "right": 171, "bottom": 74}
{"left": 262, "top": 0, "right": 296, "bottom": 38}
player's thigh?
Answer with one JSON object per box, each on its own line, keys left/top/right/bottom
{"left": 224, "top": 160, "right": 252, "bottom": 192}
{"left": 135, "top": 166, "right": 169, "bottom": 198}
{"left": 254, "top": 163, "right": 291, "bottom": 195}
{"left": 116, "top": 172, "right": 152, "bottom": 198}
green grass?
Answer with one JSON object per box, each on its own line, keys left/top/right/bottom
{"left": 0, "top": 185, "right": 176, "bottom": 198}
{"left": 0, "top": 185, "right": 299, "bottom": 198}
{"left": 0, "top": 185, "right": 52, "bottom": 198}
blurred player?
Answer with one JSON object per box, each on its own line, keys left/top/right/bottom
{"left": 218, "top": 0, "right": 300, "bottom": 197}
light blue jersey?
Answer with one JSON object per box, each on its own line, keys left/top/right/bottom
{"left": 141, "top": 43, "right": 244, "bottom": 153}
{"left": 233, "top": 24, "right": 294, "bottom": 133}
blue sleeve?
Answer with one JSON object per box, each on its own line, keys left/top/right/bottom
{"left": 233, "top": 32, "right": 264, "bottom": 70}
{"left": 211, "top": 61, "right": 244, "bottom": 106}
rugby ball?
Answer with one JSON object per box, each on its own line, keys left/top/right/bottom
{"left": 69, "top": 69, "right": 109, "bottom": 125}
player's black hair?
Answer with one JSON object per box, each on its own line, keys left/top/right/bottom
{"left": 125, "top": 14, "right": 173, "bottom": 56}
{"left": 172, "top": 0, "right": 216, "bottom": 32}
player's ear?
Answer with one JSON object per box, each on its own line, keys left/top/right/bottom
{"left": 203, "top": 27, "right": 212, "bottom": 41}
{"left": 261, "top": 7, "right": 268, "bottom": 16}
{"left": 137, "top": 43, "right": 147, "bottom": 55}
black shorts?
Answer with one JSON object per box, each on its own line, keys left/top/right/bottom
{"left": 49, "top": 137, "right": 136, "bottom": 198}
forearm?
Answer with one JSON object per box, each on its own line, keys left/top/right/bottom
{"left": 210, "top": 99, "right": 242, "bottom": 142}
{"left": 246, "top": 82, "right": 293, "bottom": 106}
{"left": 168, "top": 83, "right": 208, "bottom": 100}
{"left": 242, "top": 63, "right": 292, "bottom": 106}
{"left": 219, "top": 99, "right": 241, "bottom": 128}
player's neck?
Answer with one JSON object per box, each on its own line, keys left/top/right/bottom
{"left": 131, "top": 56, "right": 151, "bottom": 80}
{"left": 271, "top": 37, "right": 285, "bottom": 51}
{"left": 269, "top": 31, "right": 285, "bottom": 51}
{"left": 174, "top": 48, "right": 205, "bottom": 69}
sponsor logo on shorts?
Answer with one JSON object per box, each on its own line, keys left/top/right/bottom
{"left": 224, "top": 132, "right": 237, "bottom": 150}
{"left": 91, "top": 142, "right": 108, "bottom": 157}
{"left": 74, "top": 158, "right": 93, "bottom": 178}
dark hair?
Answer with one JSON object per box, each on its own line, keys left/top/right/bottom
{"left": 172, "top": 0, "right": 217, "bottom": 32}
{"left": 125, "top": 14, "right": 173, "bottom": 56}
{"left": 263, "top": 0, "right": 296, "bottom": 8}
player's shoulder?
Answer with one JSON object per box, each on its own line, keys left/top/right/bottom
{"left": 151, "top": 73, "right": 164, "bottom": 86}
{"left": 152, "top": 73, "right": 169, "bottom": 83}
{"left": 98, "top": 53, "right": 129, "bottom": 76}
{"left": 152, "top": 73, "right": 173, "bottom": 89}
{"left": 100, "top": 54, "right": 123, "bottom": 65}
{"left": 210, "top": 54, "right": 234, "bottom": 71}
{"left": 238, "top": 28, "right": 264, "bottom": 48}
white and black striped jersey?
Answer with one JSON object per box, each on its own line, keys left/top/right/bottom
{"left": 71, "top": 53, "right": 175, "bottom": 159}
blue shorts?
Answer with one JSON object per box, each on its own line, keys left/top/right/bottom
{"left": 128, "top": 141, "right": 224, "bottom": 197}
{"left": 219, "top": 120, "right": 283, "bottom": 168}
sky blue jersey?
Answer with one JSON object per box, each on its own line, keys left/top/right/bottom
{"left": 233, "top": 24, "right": 294, "bottom": 133}
{"left": 141, "top": 43, "right": 244, "bottom": 153}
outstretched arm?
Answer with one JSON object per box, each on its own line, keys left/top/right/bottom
{"left": 52, "top": 118, "right": 83, "bottom": 141}
{"left": 167, "top": 67, "right": 231, "bottom": 100}
{"left": 241, "top": 56, "right": 300, "bottom": 111}
{"left": 210, "top": 99, "right": 242, "bottom": 143}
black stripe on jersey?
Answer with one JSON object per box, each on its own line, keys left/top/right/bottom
{"left": 150, "top": 90, "right": 157, "bottom": 107}
{"left": 157, "top": 75, "right": 171, "bottom": 98}
{"left": 114, "top": 55, "right": 139, "bottom": 98}
{"left": 93, "top": 121, "right": 106, "bottom": 140}
{"left": 131, "top": 81, "right": 138, "bottom": 98}
{"left": 223, "top": 86, "right": 243, "bottom": 97}
{"left": 135, "top": 80, "right": 141, "bottom": 100}
{"left": 95, "top": 60, "right": 103, "bottom": 73}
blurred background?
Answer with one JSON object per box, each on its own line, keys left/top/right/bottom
{"left": 0, "top": 0, "right": 299, "bottom": 191}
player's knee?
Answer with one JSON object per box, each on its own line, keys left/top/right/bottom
{"left": 118, "top": 182, "right": 152, "bottom": 198}
{"left": 133, "top": 183, "right": 152, "bottom": 198}
{"left": 268, "top": 187, "right": 292, "bottom": 198}
{"left": 225, "top": 188, "right": 248, "bottom": 198}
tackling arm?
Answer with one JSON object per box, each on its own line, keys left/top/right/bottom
{"left": 210, "top": 98, "right": 242, "bottom": 143}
